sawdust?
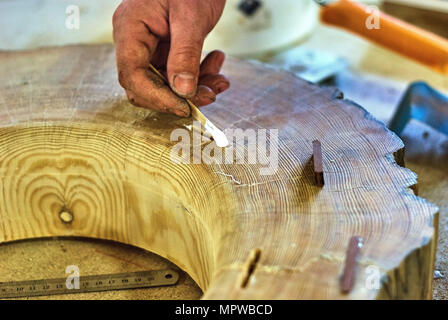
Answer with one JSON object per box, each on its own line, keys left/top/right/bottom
{"left": 0, "top": 238, "right": 202, "bottom": 300}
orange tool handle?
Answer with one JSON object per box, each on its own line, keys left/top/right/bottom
{"left": 320, "top": 0, "right": 448, "bottom": 74}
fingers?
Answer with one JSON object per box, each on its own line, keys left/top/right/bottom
{"left": 167, "top": 3, "right": 205, "bottom": 98}
{"left": 127, "top": 68, "right": 191, "bottom": 116}
{"left": 199, "top": 50, "right": 229, "bottom": 95}
{"left": 200, "top": 50, "right": 225, "bottom": 76}
{"left": 113, "top": 1, "right": 228, "bottom": 115}
{"left": 190, "top": 51, "right": 229, "bottom": 107}
{"left": 113, "top": 11, "right": 190, "bottom": 116}
{"left": 199, "top": 74, "right": 230, "bottom": 94}
{"left": 190, "top": 85, "right": 216, "bottom": 107}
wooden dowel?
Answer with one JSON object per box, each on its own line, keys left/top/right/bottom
{"left": 340, "top": 236, "right": 363, "bottom": 294}
{"left": 312, "top": 140, "right": 324, "bottom": 187}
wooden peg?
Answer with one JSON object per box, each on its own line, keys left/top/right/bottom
{"left": 240, "top": 248, "right": 261, "bottom": 289}
{"left": 312, "top": 140, "right": 324, "bottom": 187}
{"left": 340, "top": 236, "right": 363, "bottom": 294}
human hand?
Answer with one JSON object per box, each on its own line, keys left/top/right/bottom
{"left": 113, "top": 0, "right": 229, "bottom": 117}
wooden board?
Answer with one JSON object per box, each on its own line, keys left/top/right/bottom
{"left": 0, "top": 44, "right": 438, "bottom": 299}
{"left": 398, "top": 121, "right": 448, "bottom": 300}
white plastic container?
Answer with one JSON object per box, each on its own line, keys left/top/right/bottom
{"left": 204, "top": 0, "right": 320, "bottom": 58}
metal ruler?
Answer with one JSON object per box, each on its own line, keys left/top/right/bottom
{"left": 0, "top": 269, "right": 179, "bottom": 299}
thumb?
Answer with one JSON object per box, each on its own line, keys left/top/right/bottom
{"left": 167, "top": 8, "right": 205, "bottom": 98}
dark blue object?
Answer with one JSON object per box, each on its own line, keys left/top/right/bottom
{"left": 238, "top": 0, "right": 262, "bottom": 16}
{"left": 389, "top": 81, "right": 448, "bottom": 137}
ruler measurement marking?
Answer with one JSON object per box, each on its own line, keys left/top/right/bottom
{"left": 0, "top": 269, "right": 179, "bottom": 299}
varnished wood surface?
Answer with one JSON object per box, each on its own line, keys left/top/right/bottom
{"left": 0, "top": 44, "right": 438, "bottom": 299}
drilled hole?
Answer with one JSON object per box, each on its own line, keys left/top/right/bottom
{"left": 59, "top": 209, "right": 73, "bottom": 224}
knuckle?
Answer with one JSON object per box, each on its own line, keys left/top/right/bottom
{"left": 112, "top": 4, "right": 123, "bottom": 28}
{"left": 170, "top": 44, "right": 202, "bottom": 72}
{"left": 173, "top": 43, "right": 202, "bottom": 60}
{"left": 117, "top": 69, "right": 131, "bottom": 89}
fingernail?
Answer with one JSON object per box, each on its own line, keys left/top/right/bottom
{"left": 215, "top": 81, "right": 230, "bottom": 93}
{"left": 174, "top": 109, "right": 187, "bottom": 117}
{"left": 206, "top": 95, "right": 216, "bottom": 103}
{"left": 171, "top": 104, "right": 190, "bottom": 117}
{"left": 173, "top": 72, "right": 196, "bottom": 97}
{"left": 197, "top": 86, "right": 216, "bottom": 104}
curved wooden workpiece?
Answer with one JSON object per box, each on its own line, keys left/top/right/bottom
{"left": 0, "top": 45, "right": 438, "bottom": 299}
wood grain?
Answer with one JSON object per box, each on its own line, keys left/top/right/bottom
{"left": 0, "top": 45, "right": 438, "bottom": 299}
